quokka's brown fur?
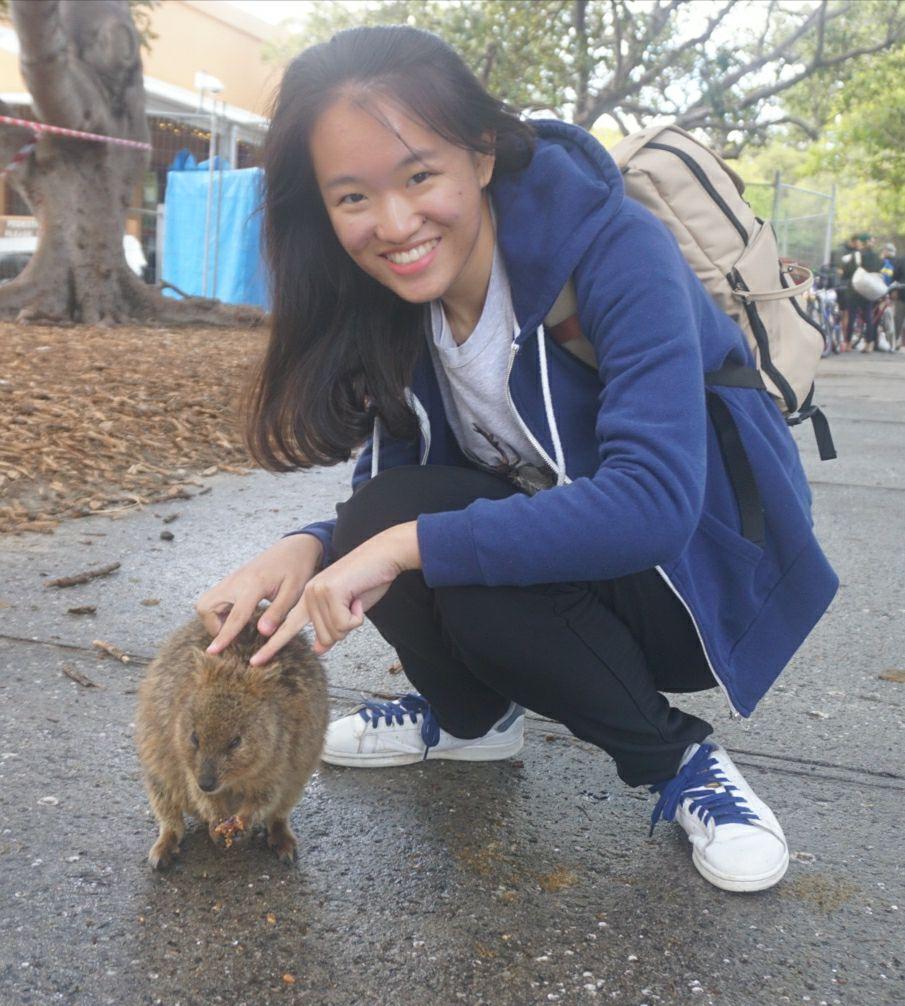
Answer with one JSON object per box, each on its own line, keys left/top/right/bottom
{"left": 135, "top": 607, "right": 328, "bottom": 869}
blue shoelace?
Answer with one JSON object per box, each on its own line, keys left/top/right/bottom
{"left": 648, "top": 742, "right": 760, "bottom": 837}
{"left": 357, "top": 692, "right": 440, "bottom": 760}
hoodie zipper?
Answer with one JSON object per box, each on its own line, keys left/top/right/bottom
{"left": 654, "top": 566, "right": 743, "bottom": 719}
{"left": 506, "top": 333, "right": 743, "bottom": 721}
{"left": 504, "top": 339, "right": 563, "bottom": 478}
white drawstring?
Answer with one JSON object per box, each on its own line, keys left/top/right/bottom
{"left": 370, "top": 414, "right": 381, "bottom": 478}
{"left": 536, "top": 324, "right": 568, "bottom": 485}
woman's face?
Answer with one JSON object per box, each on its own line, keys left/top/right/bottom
{"left": 310, "top": 92, "right": 495, "bottom": 308}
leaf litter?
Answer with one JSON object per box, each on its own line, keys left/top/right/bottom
{"left": 0, "top": 321, "right": 263, "bottom": 534}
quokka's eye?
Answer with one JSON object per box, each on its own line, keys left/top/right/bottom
{"left": 228, "top": 736, "right": 242, "bottom": 750}
{"left": 190, "top": 731, "right": 199, "bottom": 748}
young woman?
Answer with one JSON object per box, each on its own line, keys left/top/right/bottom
{"left": 196, "top": 25, "right": 838, "bottom": 893}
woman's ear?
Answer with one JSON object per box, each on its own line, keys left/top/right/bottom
{"left": 475, "top": 131, "right": 496, "bottom": 188}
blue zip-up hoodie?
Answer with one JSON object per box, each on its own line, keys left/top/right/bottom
{"left": 289, "top": 120, "right": 839, "bottom": 718}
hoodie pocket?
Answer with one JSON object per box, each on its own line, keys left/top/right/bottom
{"left": 697, "top": 511, "right": 764, "bottom": 566}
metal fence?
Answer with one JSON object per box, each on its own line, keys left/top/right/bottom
{"left": 138, "top": 110, "right": 263, "bottom": 293}
{"left": 744, "top": 173, "right": 835, "bottom": 269}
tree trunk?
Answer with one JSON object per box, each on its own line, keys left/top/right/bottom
{"left": 0, "top": 0, "right": 263, "bottom": 327}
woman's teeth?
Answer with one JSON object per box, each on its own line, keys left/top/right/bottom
{"left": 385, "top": 238, "right": 439, "bottom": 265}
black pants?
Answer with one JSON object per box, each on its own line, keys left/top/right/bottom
{"left": 332, "top": 465, "right": 715, "bottom": 786}
{"left": 846, "top": 292, "right": 877, "bottom": 345}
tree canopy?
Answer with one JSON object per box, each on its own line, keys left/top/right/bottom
{"left": 268, "top": 0, "right": 905, "bottom": 156}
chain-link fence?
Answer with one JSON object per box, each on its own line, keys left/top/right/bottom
{"left": 745, "top": 174, "right": 835, "bottom": 269}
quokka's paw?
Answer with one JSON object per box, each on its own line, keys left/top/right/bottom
{"left": 148, "top": 831, "right": 181, "bottom": 870}
{"left": 210, "top": 815, "right": 247, "bottom": 849}
{"left": 267, "top": 820, "right": 298, "bottom": 865}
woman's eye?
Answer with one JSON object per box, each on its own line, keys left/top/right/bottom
{"left": 410, "top": 171, "right": 432, "bottom": 185}
{"left": 338, "top": 192, "right": 365, "bottom": 206}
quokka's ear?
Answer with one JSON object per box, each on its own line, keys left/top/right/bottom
{"left": 190, "top": 646, "right": 211, "bottom": 675}
{"left": 248, "top": 656, "right": 300, "bottom": 695}
{"left": 248, "top": 655, "right": 285, "bottom": 682}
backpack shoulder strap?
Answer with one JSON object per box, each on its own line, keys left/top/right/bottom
{"left": 543, "top": 279, "right": 598, "bottom": 369}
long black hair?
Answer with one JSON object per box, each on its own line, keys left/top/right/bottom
{"left": 245, "top": 24, "right": 535, "bottom": 470}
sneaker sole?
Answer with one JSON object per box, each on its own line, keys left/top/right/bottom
{"left": 692, "top": 846, "right": 790, "bottom": 893}
{"left": 320, "top": 733, "right": 524, "bottom": 768}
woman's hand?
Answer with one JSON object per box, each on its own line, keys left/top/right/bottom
{"left": 249, "top": 521, "right": 421, "bottom": 664}
{"left": 196, "top": 533, "right": 325, "bottom": 655}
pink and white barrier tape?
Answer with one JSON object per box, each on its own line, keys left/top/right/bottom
{"left": 0, "top": 113, "right": 151, "bottom": 150}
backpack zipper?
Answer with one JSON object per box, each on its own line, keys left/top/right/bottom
{"left": 728, "top": 269, "right": 798, "bottom": 413}
{"left": 645, "top": 141, "right": 749, "bottom": 244}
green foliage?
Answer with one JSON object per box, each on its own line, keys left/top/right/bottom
{"left": 261, "top": 0, "right": 904, "bottom": 236}
{"left": 803, "top": 39, "right": 905, "bottom": 232}
{"left": 265, "top": 1, "right": 573, "bottom": 116}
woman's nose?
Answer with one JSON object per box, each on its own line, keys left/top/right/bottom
{"left": 374, "top": 193, "right": 422, "bottom": 245}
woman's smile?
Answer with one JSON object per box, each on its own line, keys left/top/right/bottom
{"left": 381, "top": 237, "right": 442, "bottom": 274}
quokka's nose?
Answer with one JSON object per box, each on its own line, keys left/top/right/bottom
{"left": 198, "top": 776, "right": 218, "bottom": 792}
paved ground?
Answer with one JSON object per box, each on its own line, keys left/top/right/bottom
{"left": 1, "top": 352, "right": 903, "bottom": 1006}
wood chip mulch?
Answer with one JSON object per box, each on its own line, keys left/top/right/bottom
{"left": 0, "top": 321, "right": 267, "bottom": 535}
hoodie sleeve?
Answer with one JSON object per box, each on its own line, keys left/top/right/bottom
{"left": 416, "top": 208, "right": 709, "bottom": 587}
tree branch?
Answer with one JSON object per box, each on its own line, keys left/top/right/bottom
{"left": 611, "top": 0, "right": 624, "bottom": 84}
{"left": 755, "top": 0, "right": 777, "bottom": 59}
{"left": 10, "top": 0, "right": 108, "bottom": 130}
{"left": 479, "top": 40, "right": 497, "bottom": 87}
{"left": 572, "top": 0, "right": 591, "bottom": 123}
{"left": 577, "top": 0, "right": 731, "bottom": 128}
{"left": 733, "top": 27, "right": 905, "bottom": 114}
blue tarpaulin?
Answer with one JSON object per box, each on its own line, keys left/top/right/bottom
{"left": 162, "top": 166, "right": 269, "bottom": 308}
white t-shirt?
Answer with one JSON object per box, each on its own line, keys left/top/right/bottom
{"left": 427, "top": 238, "right": 557, "bottom": 495}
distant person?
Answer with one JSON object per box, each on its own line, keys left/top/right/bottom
{"left": 880, "top": 243, "right": 897, "bottom": 285}
{"left": 195, "top": 24, "right": 838, "bottom": 894}
{"left": 892, "top": 250, "right": 905, "bottom": 350}
{"left": 843, "top": 233, "right": 879, "bottom": 352}
{"left": 837, "top": 234, "right": 860, "bottom": 348}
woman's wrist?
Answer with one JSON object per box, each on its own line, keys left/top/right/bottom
{"left": 282, "top": 532, "right": 325, "bottom": 568}
{"left": 384, "top": 520, "right": 422, "bottom": 573}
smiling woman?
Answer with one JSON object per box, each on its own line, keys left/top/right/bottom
{"left": 243, "top": 28, "right": 534, "bottom": 470}
{"left": 194, "top": 24, "right": 839, "bottom": 895}
{"left": 310, "top": 97, "right": 495, "bottom": 342}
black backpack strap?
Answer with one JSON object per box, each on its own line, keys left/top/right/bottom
{"left": 706, "top": 366, "right": 836, "bottom": 461}
{"left": 705, "top": 390, "right": 765, "bottom": 547}
{"left": 785, "top": 384, "right": 837, "bottom": 461}
{"left": 704, "top": 363, "right": 767, "bottom": 390}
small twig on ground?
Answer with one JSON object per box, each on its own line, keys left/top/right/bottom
{"left": 62, "top": 664, "right": 100, "bottom": 688}
{"left": 92, "top": 639, "right": 130, "bottom": 663}
{"left": 44, "top": 562, "right": 121, "bottom": 588}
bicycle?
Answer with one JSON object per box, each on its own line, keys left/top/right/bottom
{"left": 850, "top": 284, "right": 900, "bottom": 352}
{"left": 807, "top": 271, "right": 844, "bottom": 355}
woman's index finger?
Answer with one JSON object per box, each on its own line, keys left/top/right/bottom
{"left": 248, "top": 601, "right": 309, "bottom": 666}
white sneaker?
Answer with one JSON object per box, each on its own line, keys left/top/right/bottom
{"left": 649, "top": 742, "right": 789, "bottom": 892}
{"left": 320, "top": 693, "right": 525, "bottom": 768}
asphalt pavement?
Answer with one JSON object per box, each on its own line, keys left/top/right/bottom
{"left": 1, "top": 351, "right": 903, "bottom": 1006}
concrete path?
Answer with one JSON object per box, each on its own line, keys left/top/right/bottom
{"left": 1, "top": 352, "right": 903, "bottom": 1006}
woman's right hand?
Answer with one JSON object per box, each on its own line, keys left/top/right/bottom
{"left": 195, "top": 533, "right": 325, "bottom": 657}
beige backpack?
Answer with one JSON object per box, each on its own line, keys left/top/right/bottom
{"left": 545, "top": 123, "right": 835, "bottom": 460}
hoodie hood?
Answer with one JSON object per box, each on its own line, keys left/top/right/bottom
{"left": 489, "top": 119, "right": 625, "bottom": 337}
